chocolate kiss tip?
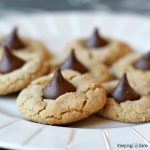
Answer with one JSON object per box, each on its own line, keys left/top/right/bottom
{"left": 60, "top": 49, "right": 88, "bottom": 74}
{"left": 94, "top": 28, "right": 100, "bottom": 37}
{"left": 133, "top": 52, "right": 150, "bottom": 71}
{"left": 85, "top": 28, "right": 108, "bottom": 48}
{"left": 0, "top": 46, "right": 25, "bottom": 74}
{"left": 43, "top": 68, "right": 76, "bottom": 99}
{"left": 1, "top": 27, "right": 26, "bottom": 50}
{"left": 111, "top": 73, "right": 140, "bottom": 103}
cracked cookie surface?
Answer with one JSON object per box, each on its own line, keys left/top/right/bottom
{"left": 17, "top": 70, "right": 107, "bottom": 125}
{"left": 0, "top": 38, "right": 52, "bottom": 95}
{"left": 64, "top": 38, "right": 132, "bottom": 66}
{"left": 97, "top": 80, "right": 150, "bottom": 123}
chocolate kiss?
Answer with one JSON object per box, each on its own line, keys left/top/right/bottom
{"left": 43, "top": 68, "right": 76, "bottom": 99}
{"left": 60, "top": 49, "right": 88, "bottom": 74}
{"left": 133, "top": 52, "right": 150, "bottom": 71}
{"left": 111, "top": 73, "right": 140, "bottom": 103}
{"left": 0, "top": 46, "right": 25, "bottom": 74}
{"left": 2, "top": 27, "right": 26, "bottom": 50}
{"left": 85, "top": 28, "right": 108, "bottom": 48}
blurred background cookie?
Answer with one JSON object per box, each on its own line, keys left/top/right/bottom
{"left": 0, "top": 28, "right": 53, "bottom": 95}
{"left": 64, "top": 28, "right": 132, "bottom": 66}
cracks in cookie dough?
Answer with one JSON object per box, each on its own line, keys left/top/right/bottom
{"left": 36, "top": 99, "right": 88, "bottom": 121}
{"left": 37, "top": 104, "right": 47, "bottom": 115}
{"left": 67, "top": 74, "right": 79, "bottom": 81}
{"left": 18, "top": 71, "right": 106, "bottom": 124}
{"left": 82, "top": 100, "right": 87, "bottom": 109}
{"left": 44, "top": 107, "right": 89, "bottom": 121}
{"left": 40, "top": 85, "right": 99, "bottom": 121}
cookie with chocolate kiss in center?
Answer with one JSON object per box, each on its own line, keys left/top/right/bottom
{"left": 17, "top": 69, "right": 107, "bottom": 125}
{"left": 60, "top": 49, "right": 112, "bottom": 84}
{"left": 64, "top": 28, "right": 132, "bottom": 66}
{"left": 0, "top": 28, "right": 52, "bottom": 95}
{"left": 97, "top": 73, "right": 150, "bottom": 123}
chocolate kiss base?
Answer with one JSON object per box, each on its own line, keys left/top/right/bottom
{"left": 85, "top": 28, "right": 108, "bottom": 49}
{"left": 111, "top": 73, "right": 140, "bottom": 103}
{"left": 43, "top": 69, "right": 76, "bottom": 99}
{"left": 1, "top": 27, "right": 26, "bottom": 50}
{"left": 60, "top": 49, "right": 88, "bottom": 74}
{"left": 0, "top": 46, "right": 25, "bottom": 74}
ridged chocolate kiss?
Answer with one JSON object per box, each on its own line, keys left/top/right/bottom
{"left": 0, "top": 46, "right": 25, "bottom": 74}
{"left": 111, "top": 73, "right": 140, "bottom": 103}
{"left": 1, "top": 27, "right": 26, "bottom": 50}
{"left": 60, "top": 49, "right": 88, "bottom": 73}
{"left": 43, "top": 69, "right": 76, "bottom": 99}
{"left": 85, "top": 28, "right": 108, "bottom": 48}
{"left": 133, "top": 52, "right": 150, "bottom": 71}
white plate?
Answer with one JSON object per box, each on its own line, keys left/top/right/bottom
{"left": 0, "top": 12, "right": 150, "bottom": 150}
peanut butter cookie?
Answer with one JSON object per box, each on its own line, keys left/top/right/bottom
{"left": 0, "top": 28, "right": 52, "bottom": 95}
{"left": 98, "top": 73, "right": 150, "bottom": 123}
{"left": 64, "top": 28, "right": 132, "bottom": 66}
{"left": 17, "top": 69, "right": 107, "bottom": 125}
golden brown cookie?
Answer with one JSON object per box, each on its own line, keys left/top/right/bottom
{"left": 64, "top": 29, "right": 132, "bottom": 66}
{"left": 0, "top": 28, "right": 53, "bottom": 95}
{"left": 59, "top": 50, "right": 112, "bottom": 84}
{"left": 17, "top": 70, "right": 107, "bottom": 125}
{"left": 98, "top": 73, "right": 150, "bottom": 123}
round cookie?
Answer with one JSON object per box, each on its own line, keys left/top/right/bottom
{"left": 17, "top": 69, "right": 107, "bottom": 125}
{"left": 111, "top": 52, "right": 150, "bottom": 95}
{"left": 64, "top": 29, "right": 132, "bottom": 66}
{"left": 0, "top": 28, "right": 53, "bottom": 95}
{"left": 59, "top": 50, "right": 112, "bottom": 84}
{"left": 98, "top": 74, "right": 150, "bottom": 123}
